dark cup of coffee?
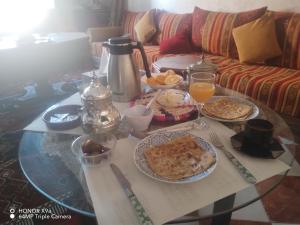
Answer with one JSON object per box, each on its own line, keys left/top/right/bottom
{"left": 241, "top": 119, "right": 274, "bottom": 157}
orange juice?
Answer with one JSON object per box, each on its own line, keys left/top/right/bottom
{"left": 189, "top": 82, "right": 215, "bottom": 103}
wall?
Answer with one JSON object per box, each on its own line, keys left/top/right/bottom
{"left": 127, "top": 0, "right": 300, "bottom": 13}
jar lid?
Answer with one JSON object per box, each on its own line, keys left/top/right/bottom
{"left": 188, "top": 55, "right": 218, "bottom": 72}
{"left": 81, "top": 75, "right": 111, "bottom": 101}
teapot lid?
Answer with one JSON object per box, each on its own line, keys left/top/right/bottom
{"left": 189, "top": 54, "right": 218, "bottom": 72}
{"left": 81, "top": 72, "right": 111, "bottom": 100}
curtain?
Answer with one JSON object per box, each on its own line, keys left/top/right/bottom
{"left": 109, "top": 0, "right": 125, "bottom": 26}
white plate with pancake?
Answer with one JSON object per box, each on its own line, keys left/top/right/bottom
{"left": 134, "top": 131, "right": 218, "bottom": 184}
{"left": 200, "top": 96, "right": 259, "bottom": 122}
{"left": 141, "top": 72, "right": 183, "bottom": 90}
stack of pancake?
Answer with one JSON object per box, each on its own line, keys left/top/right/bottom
{"left": 202, "top": 97, "right": 253, "bottom": 120}
{"left": 144, "top": 136, "right": 215, "bottom": 180}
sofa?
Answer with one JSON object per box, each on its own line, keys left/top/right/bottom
{"left": 87, "top": 7, "right": 300, "bottom": 118}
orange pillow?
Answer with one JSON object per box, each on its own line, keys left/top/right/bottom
{"left": 232, "top": 13, "right": 282, "bottom": 63}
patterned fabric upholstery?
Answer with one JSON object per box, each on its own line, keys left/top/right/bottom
{"left": 267, "top": 12, "right": 300, "bottom": 70}
{"left": 155, "top": 12, "right": 192, "bottom": 44}
{"left": 133, "top": 45, "right": 163, "bottom": 71}
{"left": 121, "top": 10, "right": 146, "bottom": 41}
{"left": 205, "top": 54, "right": 300, "bottom": 118}
{"left": 282, "top": 13, "right": 300, "bottom": 70}
{"left": 192, "top": 7, "right": 267, "bottom": 58}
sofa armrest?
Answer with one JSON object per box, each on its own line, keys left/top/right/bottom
{"left": 87, "top": 26, "right": 123, "bottom": 42}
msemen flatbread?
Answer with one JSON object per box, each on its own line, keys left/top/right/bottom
{"left": 203, "top": 97, "right": 252, "bottom": 120}
{"left": 144, "top": 136, "right": 215, "bottom": 180}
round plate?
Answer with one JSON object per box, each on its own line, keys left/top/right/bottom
{"left": 134, "top": 90, "right": 196, "bottom": 122}
{"left": 141, "top": 73, "right": 183, "bottom": 90}
{"left": 200, "top": 96, "right": 259, "bottom": 123}
{"left": 134, "top": 131, "right": 218, "bottom": 184}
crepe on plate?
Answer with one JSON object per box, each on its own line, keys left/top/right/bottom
{"left": 203, "top": 97, "right": 252, "bottom": 120}
{"left": 144, "top": 136, "right": 215, "bottom": 180}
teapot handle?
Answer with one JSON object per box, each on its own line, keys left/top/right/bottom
{"left": 133, "top": 42, "right": 152, "bottom": 78}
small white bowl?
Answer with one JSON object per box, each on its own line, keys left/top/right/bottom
{"left": 123, "top": 105, "right": 153, "bottom": 131}
{"left": 71, "top": 135, "right": 116, "bottom": 167}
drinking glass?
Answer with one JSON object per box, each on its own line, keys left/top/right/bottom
{"left": 189, "top": 72, "right": 216, "bottom": 128}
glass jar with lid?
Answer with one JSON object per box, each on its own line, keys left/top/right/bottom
{"left": 187, "top": 54, "right": 218, "bottom": 86}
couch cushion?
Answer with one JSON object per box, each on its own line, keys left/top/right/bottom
{"left": 155, "top": 12, "right": 192, "bottom": 44}
{"left": 283, "top": 13, "right": 300, "bottom": 70}
{"left": 122, "top": 10, "right": 146, "bottom": 41}
{"left": 267, "top": 12, "right": 300, "bottom": 70}
{"left": 134, "top": 10, "right": 157, "bottom": 44}
{"left": 192, "top": 7, "right": 267, "bottom": 58}
{"left": 232, "top": 12, "right": 282, "bottom": 63}
{"left": 133, "top": 45, "right": 162, "bottom": 71}
{"left": 159, "top": 31, "right": 193, "bottom": 54}
{"left": 209, "top": 54, "right": 300, "bottom": 118}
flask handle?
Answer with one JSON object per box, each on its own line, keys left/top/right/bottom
{"left": 133, "top": 41, "right": 152, "bottom": 78}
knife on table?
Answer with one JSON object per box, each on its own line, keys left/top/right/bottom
{"left": 110, "top": 163, "right": 154, "bottom": 225}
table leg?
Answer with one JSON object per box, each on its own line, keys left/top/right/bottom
{"left": 211, "top": 194, "right": 236, "bottom": 225}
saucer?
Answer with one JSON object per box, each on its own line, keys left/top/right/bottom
{"left": 231, "top": 131, "right": 285, "bottom": 158}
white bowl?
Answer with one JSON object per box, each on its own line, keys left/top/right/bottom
{"left": 141, "top": 73, "right": 183, "bottom": 90}
{"left": 123, "top": 105, "right": 153, "bottom": 131}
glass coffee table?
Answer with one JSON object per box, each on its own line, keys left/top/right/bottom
{"left": 19, "top": 86, "right": 296, "bottom": 224}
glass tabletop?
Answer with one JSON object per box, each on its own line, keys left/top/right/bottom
{"left": 18, "top": 86, "right": 297, "bottom": 222}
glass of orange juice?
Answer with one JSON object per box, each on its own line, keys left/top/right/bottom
{"left": 189, "top": 72, "right": 215, "bottom": 127}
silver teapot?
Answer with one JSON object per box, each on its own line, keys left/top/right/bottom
{"left": 81, "top": 74, "right": 121, "bottom": 135}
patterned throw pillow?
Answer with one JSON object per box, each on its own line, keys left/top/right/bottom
{"left": 159, "top": 31, "right": 193, "bottom": 54}
{"left": 122, "top": 11, "right": 146, "bottom": 41}
{"left": 155, "top": 12, "right": 192, "bottom": 44}
{"left": 134, "top": 10, "right": 157, "bottom": 44}
{"left": 266, "top": 11, "right": 300, "bottom": 70}
{"left": 281, "top": 13, "right": 300, "bottom": 70}
{"left": 192, "top": 7, "right": 267, "bottom": 58}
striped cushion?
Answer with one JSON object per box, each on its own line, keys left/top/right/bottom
{"left": 192, "top": 7, "right": 267, "bottom": 58}
{"left": 133, "top": 45, "right": 162, "bottom": 71}
{"left": 155, "top": 12, "right": 192, "bottom": 44}
{"left": 283, "top": 13, "right": 300, "bottom": 70}
{"left": 266, "top": 11, "right": 292, "bottom": 68}
{"left": 210, "top": 54, "right": 300, "bottom": 118}
{"left": 267, "top": 12, "right": 300, "bottom": 70}
{"left": 122, "top": 11, "right": 146, "bottom": 41}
